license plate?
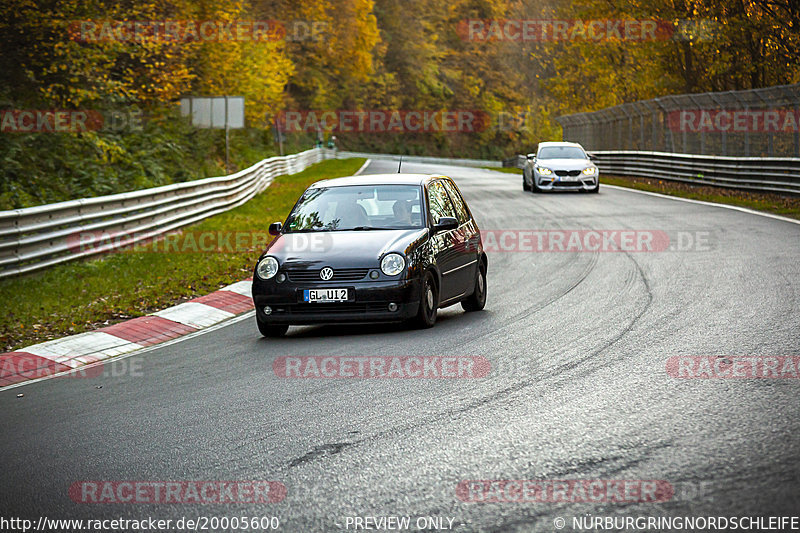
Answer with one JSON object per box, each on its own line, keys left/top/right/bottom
{"left": 559, "top": 175, "right": 577, "bottom": 181}
{"left": 304, "top": 288, "right": 349, "bottom": 302}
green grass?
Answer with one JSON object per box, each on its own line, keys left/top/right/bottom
{"left": 1, "top": 158, "right": 366, "bottom": 352}
{"left": 484, "top": 166, "right": 521, "bottom": 174}
{"left": 483, "top": 167, "right": 800, "bottom": 220}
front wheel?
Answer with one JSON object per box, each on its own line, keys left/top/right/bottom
{"left": 522, "top": 174, "right": 531, "bottom": 191}
{"left": 589, "top": 183, "right": 599, "bottom": 193}
{"left": 257, "top": 318, "right": 289, "bottom": 337}
{"left": 461, "top": 263, "right": 487, "bottom": 312}
{"left": 411, "top": 271, "right": 438, "bottom": 328}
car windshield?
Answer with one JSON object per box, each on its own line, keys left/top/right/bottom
{"left": 285, "top": 184, "right": 423, "bottom": 232}
{"left": 538, "top": 146, "right": 587, "bottom": 159}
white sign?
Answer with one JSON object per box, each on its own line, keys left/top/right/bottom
{"left": 180, "top": 96, "right": 244, "bottom": 129}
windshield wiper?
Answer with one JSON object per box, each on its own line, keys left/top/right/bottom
{"left": 291, "top": 226, "right": 400, "bottom": 232}
{"left": 285, "top": 228, "right": 323, "bottom": 233}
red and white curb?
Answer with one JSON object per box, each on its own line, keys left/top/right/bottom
{"left": 1, "top": 279, "right": 254, "bottom": 390}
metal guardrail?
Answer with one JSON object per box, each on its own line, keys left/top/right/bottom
{"left": 1, "top": 148, "right": 507, "bottom": 279}
{"left": 591, "top": 151, "right": 800, "bottom": 195}
{"left": 509, "top": 150, "right": 800, "bottom": 195}
{"left": 0, "top": 148, "right": 331, "bottom": 279}
{"left": 503, "top": 155, "right": 526, "bottom": 168}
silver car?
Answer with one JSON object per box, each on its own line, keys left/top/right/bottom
{"left": 522, "top": 141, "right": 599, "bottom": 193}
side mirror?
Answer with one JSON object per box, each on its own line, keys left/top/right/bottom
{"left": 268, "top": 222, "right": 282, "bottom": 236}
{"left": 586, "top": 152, "right": 595, "bottom": 161}
{"left": 526, "top": 153, "right": 536, "bottom": 161}
{"left": 433, "top": 216, "right": 459, "bottom": 233}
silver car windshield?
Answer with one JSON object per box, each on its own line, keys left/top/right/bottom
{"left": 285, "top": 184, "right": 423, "bottom": 232}
{"left": 538, "top": 146, "right": 586, "bottom": 159}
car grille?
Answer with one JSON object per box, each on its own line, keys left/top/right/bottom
{"left": 284, "top": 303, "right": 387, "bottom": 315}
{"left": 286, "top": 268, "right": 370, "bottom": 282}
{"left": 552, "top": 180, "right": 582, "bottom": 187}
{"left": 555, "top": 170, "right": 581, "bottom": 177}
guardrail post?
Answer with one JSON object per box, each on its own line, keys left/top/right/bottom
{"left": 664, "top": 111, "right": 675, "bottom": 152}
{"left": 744, "top": 106, "right": 750, "bottom": 157}
{"left": 652, "top": 110, "right": 658, "bottom": 151}
{"left": 628, "top": 116, "right": 633, "bottom": 150}
{"left": 639, "top": 113, "right": 645, "bottom": 150}
{"left": 721, "top": 129, "right": 727, "bottom": 156}
{"left": 795, "top": 104, "right": 800, "bottom": 157}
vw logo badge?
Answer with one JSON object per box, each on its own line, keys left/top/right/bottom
{"left": 319, "top": 267, "right": 334, "bottom": 280}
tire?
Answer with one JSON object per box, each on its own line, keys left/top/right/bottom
{"left": 522, "top": 174, "right": 531, "bottom": 191}
{"left": 412, "top": 271, "right": 438, "bottom": 328}
{"left": 531, "top": 179, "right": 542, "bottom": 193}
{"left": 256, "top": 317, "right": 289, "bottom": 337}
{"left": 461, "top": 262, "right": 487, "bottom": 312}
{"left": 589, "top": 183, "right": 599, "bottom": 193}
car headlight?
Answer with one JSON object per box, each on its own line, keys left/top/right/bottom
{"left": 582, "top": 167, "right": 597, "bottom": 175}
{"left": 256, "top": 256, "right": 279, "bottom": 280}
{"left": 380, "top": 253, "right": 405, "bottom": 276}
{"left": 535, "top": 166, "right": 553, "bottom": 176}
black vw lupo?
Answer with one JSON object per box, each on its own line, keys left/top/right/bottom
{"left": 251, "top": 174, "right": 487, "bottom": 337}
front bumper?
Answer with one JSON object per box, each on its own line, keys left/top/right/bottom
{"left": 536, "top": 173, "right": 598, "bottom": 191}
{"left": 252, "top": 277, "right": 422, "bottom": 325}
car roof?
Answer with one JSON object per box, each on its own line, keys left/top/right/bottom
{"left": 309, "top": 173, "right": 447, "bottom": 188}
{"left": 538, "top": 141, "right": 585, "bottom": 148}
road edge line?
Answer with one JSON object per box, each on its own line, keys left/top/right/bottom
{"left": 602, "top": 184, "right": 800, "bottom": 226}
{"left": 353, "top": 159, "right": 371, "bottom": 175}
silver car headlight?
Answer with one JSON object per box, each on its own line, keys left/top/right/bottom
{"left": 536, "top": 166, "right": 553, "bottom": 176}
{"left": 256, "top": 256, "right": 279, "bottom": 280}
{"left": 582, "top": 167, "right": 597, "bottom": 175}
{"left": 380, "top": 253, "right": 405, "bottom": 276}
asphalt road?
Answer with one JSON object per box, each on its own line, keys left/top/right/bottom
{"left": 2, "top": 159, "right": 800, "bottom": 532}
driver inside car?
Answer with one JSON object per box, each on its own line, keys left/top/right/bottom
{"left": 393, "top": 199, "right": 412, "bottom": 226}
